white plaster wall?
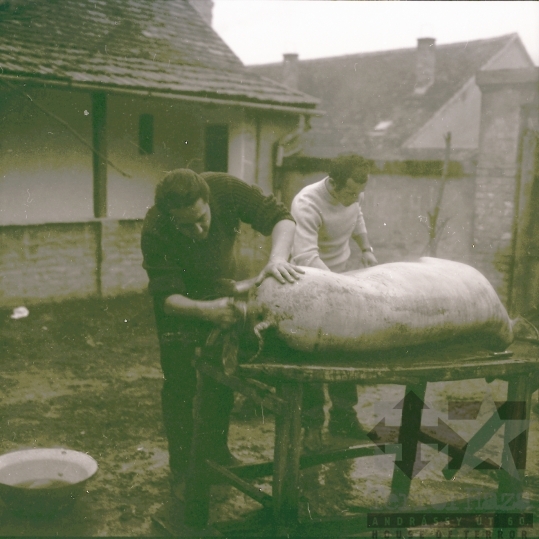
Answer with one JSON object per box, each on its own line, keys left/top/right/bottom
{"left": 405, "top": 81, "right": 482, "bottom": 151}
{"left": 483, "top": 41, "right": 534, "bottom": 70}
{"left": 0, "top": 87, "right": 210, "bottom": 224}
{"left": 256, "top": 114, "right": 298, "bottom": 195}
{"left": 0, "top": 87, "right": 94, "bottom": 224}
{"left": 228, "top": 112, "right": 257, "bottom": 184}
{"left": 106, "top": 95, "right": 206, "bottom": 219}
{"left": 227, "top": 111, "right": 298, "bottom": 190}
{"left": 1, "top": 85, "right": 305, "bottom": 224}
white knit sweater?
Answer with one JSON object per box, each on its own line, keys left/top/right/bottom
{"left": 291, "top": 177, "right": 367, "bottom": 273}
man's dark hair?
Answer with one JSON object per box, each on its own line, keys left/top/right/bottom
{"left": 154, "top": 169, "right": 210, "bottom": 212}
{"left": 329, "top": 155, "right": 370, "bottom": 190}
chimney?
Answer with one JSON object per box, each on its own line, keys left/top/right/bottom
{"left": 415, "top": 37, "right": 436, "bottom": 94}
{"left": 282, "top": 53, "right": 299, "bottom": 90}
{"left": 189, "top": 0, "right": 214, "bottom": 27}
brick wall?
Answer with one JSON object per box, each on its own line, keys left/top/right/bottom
{"left": 0, "top": 222, "right": 99, "bottom": 305}
{"left": 0, "top": 220, "right": 148, "bottom": 308}
{"left": 472, "top": 83, "right": 522, "bottom": 299}
{"left": 471, "top": 170, "right": 517, "bottom": 300}
{"left": 100, "top": 220, "right": 148, "bottom": 297}
{"left": 473, "top": 68, "right": 539, "bottom": 304}
{"left": 0, "top": 218, "right": 275, "bottom": 307}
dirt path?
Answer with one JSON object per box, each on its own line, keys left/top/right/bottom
{"left": 0, "top": 294, "right": 538, "bottom": 536}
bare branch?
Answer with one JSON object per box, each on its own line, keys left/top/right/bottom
{"left": 425, "top": 132, "right": 452, "bottom": 256}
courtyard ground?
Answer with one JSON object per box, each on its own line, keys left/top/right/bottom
{"left": 0, "top": 292, "right": 537, "bottom": 536}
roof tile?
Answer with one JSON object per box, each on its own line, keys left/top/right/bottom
{"left": 249, "top": 35, "right": 525, "bottom": 158}
{"left": 0, "top": 0, "right": 318, "bottom": 109}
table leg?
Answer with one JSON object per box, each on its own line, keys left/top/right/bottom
{"left": 497, "top": 374, "right": 532, "bottom": 505}
{"left": 272, "top": 381, "right": 303, "bottom": 530}
{"left": 183, "top": 370, "right": 217, "bottom": 529}
{"left": 390, "top": 382, "right": 427, "bottom": 506}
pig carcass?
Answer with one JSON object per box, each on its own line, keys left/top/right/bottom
{"left": 245, "top": 257, "right": 513, "bottom": 355}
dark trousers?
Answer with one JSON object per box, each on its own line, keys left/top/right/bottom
{"left": 302, "top": 382, "right": 358, "bottom": 428}
{"left": 159, "top": 334, "right": 234, "bottom": 476}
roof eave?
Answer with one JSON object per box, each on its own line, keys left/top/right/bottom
{"left": 0, "top": 73, "right": 323, "bottom": 116}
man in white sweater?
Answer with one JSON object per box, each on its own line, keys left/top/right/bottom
{"left": 291, "top": 154, "right": 377, "bottom": 451}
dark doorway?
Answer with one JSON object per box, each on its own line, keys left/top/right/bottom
{"left": 205, "top": 124, "right": 228, "bottom": 172}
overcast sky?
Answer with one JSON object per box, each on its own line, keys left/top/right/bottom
{"left": 212, "top": 1, "right": 539, "bottom": 66}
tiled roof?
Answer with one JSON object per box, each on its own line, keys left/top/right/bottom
{"left": 249, "top": 34, "right": 527, "bottom": 158}
{"left": 0, "top": 0, "right": 318, "bottom": 109}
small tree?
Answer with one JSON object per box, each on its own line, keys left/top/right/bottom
{"left": 423, "top": 132, "right": 452, "bottom": 257}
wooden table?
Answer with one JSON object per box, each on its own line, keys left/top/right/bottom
{"left": 183, "top": 339, "right": 539, "bottom": 534}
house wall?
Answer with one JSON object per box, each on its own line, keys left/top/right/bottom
{"left": 483, "top": 42, "right": 534, "bottom": 71}
{"left": 0, "top": 87, "right": 205, "bottom": 224}
{"left": 0, "top": 85, "right": 303, "bottom": 304}
{"left": 404, "top": 80, "right": 482, "bottom": 151}
{"left": 227, "top": 109, "right": 297, "bottom": 194}
{"left": 0, "top": 87, "right": 94, "bottom": 224}
{"left": 258, "top": 115, "right": 297, "bottom": 195}
{"left": 228, "top": 111, "right": 299, "bottom": 280}
{"left": 229, "top": 115, "right": 258, "bottom": 185}
{"left": 106, "top": 95, "right": 206, "bottom": 219}
{"left": 0, "top": 86, "right": 298, "bottom": 225}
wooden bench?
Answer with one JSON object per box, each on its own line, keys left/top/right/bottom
{"left": 183, "top": 339, "right": 539, "bottom": 534}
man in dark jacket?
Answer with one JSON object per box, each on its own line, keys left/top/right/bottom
{"left": 141, "top": 168, "right": 302, "bottom": 490}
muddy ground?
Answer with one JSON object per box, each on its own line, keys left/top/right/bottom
{"left": 0, "top": 292, "right": 538, "bottom": 537}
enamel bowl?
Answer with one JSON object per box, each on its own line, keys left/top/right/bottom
{"left": 0, "top": 448, "right": 98, "bottom": 517}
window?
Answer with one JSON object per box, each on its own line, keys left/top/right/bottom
{"left": 205, "top": 124, "right": 228, "bottom": 172}
{"left": 139, "top": 114, "right": 154, "bottom": 155}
